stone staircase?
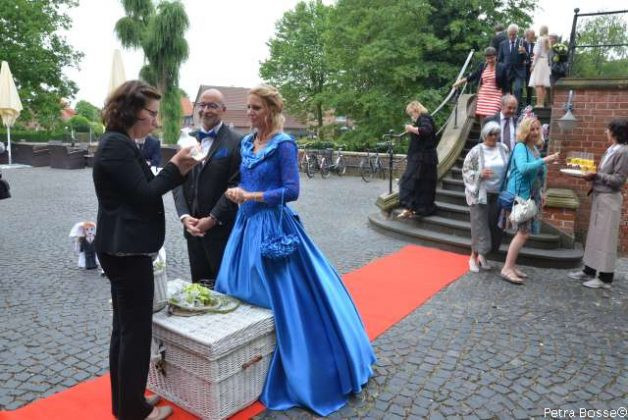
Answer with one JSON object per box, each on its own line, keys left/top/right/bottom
{"left": 369, "top": 101, "right": 583, "bottom": 268}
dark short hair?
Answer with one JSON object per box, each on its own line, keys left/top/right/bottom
{"left": 102, "top": 80, "right": 161, "bottom": 132}
{"left": 608, "top": 118, "right": 627, "bottom": 144}
{"left": 484, "top": 46, "right": 497, "bottom": 57}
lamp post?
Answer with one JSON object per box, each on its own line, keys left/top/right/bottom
{"left": 557, "top": 90, "right": 577, "bottom": 132}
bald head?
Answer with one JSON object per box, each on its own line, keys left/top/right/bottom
{"left": 198, "top": 88, "right": 226, "bottom": 131}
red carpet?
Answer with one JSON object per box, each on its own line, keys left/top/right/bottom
{"left": 0, "top": 245, "right": 467, "bottom": 419}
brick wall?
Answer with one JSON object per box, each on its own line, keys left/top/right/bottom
{"left": 546, "top": 79, "right": 628, "bottom": 255}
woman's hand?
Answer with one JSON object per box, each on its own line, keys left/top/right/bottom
{"left": 452, "top": 79, "right": 465, "bottom": 88}
{"left": 170, "top": 146, "right": 201, "bottom": 176}
{"left": 480, "top": 168, "right": 494, "bottom": 179}
{"left": 405, "top": 124, "right": 416, "bottom": 134}
{"left": 225, "top": 187, "right": 248, "bottom": 204}
{"left": 583, "top": 171, "right": 597, "bottom": 181}
{"left": 543, "top": 152, "right": 560, "bottom": 164}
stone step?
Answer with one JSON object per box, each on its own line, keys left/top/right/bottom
{"left": 450, "top": 167, "right": 463, "bottom": 180}
{"left": 435, "top": 188, "right": 467, "bottom": 206}
{"left": 435, "top": 200, "right": 470, "bottom": 221}
{"left": 369, "top": 212, "right": 583, "bottom": 268}
{"left": 441, "top": 177, "right": 465, "bottom": 192}
{"left": 391, "top": 210, "right": 562, "bottom": 250}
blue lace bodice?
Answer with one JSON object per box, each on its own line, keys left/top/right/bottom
{"left": 238, "top": 132, "right": 300, "bottom": 216}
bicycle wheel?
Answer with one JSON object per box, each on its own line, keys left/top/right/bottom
{"left": 336, "top": 156, "right": 346, "bottom": 176}
{"left": 377, "top": 160, "right": 386, "bottom": 179}
{"left": 320, "top": 158, "right": 331, "bottom": 178}
{"left": 360, "top": 159, "right": 373, "bottom": 182}
{"left": 305, "top": 157, "right": 315, "bottom": 178}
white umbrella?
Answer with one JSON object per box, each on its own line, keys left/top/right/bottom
{"left": 107, "top": 49, "right": 127, "bottom": 99}
{"left": 0, "top": 61, "right": 23, "bottom": 165}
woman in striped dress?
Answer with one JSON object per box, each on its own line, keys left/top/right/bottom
{"left": 453, "top": 47, "right": 506, "bottom": 124}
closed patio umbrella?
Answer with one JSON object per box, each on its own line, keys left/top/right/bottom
{"left": 0, "top": 61, "right": 23, "bottom": 165}
{"left": 107, "top": 49, "right": 127, "bottom": 98}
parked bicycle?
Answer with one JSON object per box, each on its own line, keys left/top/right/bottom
{"left": 359, "top": 146, "right": 386, "bottom": 182}
{"left": 320, "top": 146, "right": 347, "bottom": 178}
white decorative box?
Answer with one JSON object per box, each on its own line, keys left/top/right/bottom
{"left": 148, "top": 292, "right": 275, "bottom": 420}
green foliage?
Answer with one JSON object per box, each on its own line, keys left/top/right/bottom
{"left": 75, "top": 100, "right": 101, "bottom": 122}
{"left": 115, "top": 0, "right": 189, "bottom": 143}
{"left": 264, "top": 0, "right": 536, "bottom": 142}
{"left": 0, "top": 0, "right": 83, "bottom": 129}
{"left": 67, "top": 115, "right": 91, "bottom": 132}
{"left": 260, "top": 1, "right": 331, "bottom": 134}
{"left": 0, "top": 129, "right": 67, "bottom": 142}
{"left": 161, "top": 89, "right": 182, "bottom": 144}
{"left": 571, "top": 15, "right": 628, "bottom": 78}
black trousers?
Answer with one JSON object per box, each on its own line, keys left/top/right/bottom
{"left": 98, "top": 253, "right": 154, "bottom": 420}
{"left": 186, "top": 234, "right": 229, "bottom": 288}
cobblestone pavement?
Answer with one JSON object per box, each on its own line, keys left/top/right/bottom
{"left": 1, "top": 167, "right": 626, "bottom": 419}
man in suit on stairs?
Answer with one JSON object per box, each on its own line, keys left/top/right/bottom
{"left": 498, "top": 24, "right": 529, "bottom": 106}
{"left": 524, "top": 28, "right": 536, "bottom": 107}
{"left": 483, "top": 94, "right": 518, "bottom": 151}
{"left": 173, "top": 88, "right": 242, "bottom": 287}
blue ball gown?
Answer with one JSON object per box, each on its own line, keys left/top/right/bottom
{"left": 215, "top": 132, "right": 376, "bottom": 416}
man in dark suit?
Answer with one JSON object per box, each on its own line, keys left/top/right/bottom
{"left": 135, "top": 134, "right": 161, "bottom": 168}
{"left": 497, "top": 24, "right": 529, "bottom": 106}
{"left": 490, "top": 24, "right": 507, "bottom": 56}
{"left": 173, "top": 88, "right": 242, "bottom": 287}
{"left": 483, "top": 94, "right": 519, "bottom": 151}
{"left": 524, "top": 28, "right": 536, "bottom": 106}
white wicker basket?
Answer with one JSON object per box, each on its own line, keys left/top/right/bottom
{"left": 148, "top": 297, "right": 275, "bottom": 419}
{"left": 153, "top": 268, "right": 168, "bottom": 312}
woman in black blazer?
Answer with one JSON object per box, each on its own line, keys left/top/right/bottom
{"left": 93, "top": 80, "right": 198, "bottom": 420}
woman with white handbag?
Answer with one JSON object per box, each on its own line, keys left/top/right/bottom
{"left": 499, "top": 114, "right": 559, "bottom": 284}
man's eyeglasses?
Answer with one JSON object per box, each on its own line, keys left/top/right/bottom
{"left": 196, "top": 102, "right": 223, "bottom": 110}
{"left": 144, "top": 108, "right": 159, "bottom": 118}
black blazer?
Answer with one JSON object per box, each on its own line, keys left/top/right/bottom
{"left": 172, "top": 124, "right": 242, "bottom": 239}
{"left": 139, "top": 135, "right": 162, "bottom": 167}
{"left": 465, "top": 62, "right": 507, "bottom": 92}
{"left": 490, "top": 31, "right": 508, "bottom": 55}
{"left": 498, "top": 38, "right": 529, "bottom": 78}
{"left": 93, "top": 130, "right": 185, "bottom": 254}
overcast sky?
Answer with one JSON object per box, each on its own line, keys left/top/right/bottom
{"left": 63, "top": 0, "right": 627, "bottom": 107}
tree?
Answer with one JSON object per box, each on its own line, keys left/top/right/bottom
{"left": 75, "top": 100, "right": 101, "bottom": 122}
{"left": 571, "top": 15, "right": 628, "bottom": 77}
{"left": 114, "top": 0, "right": 189, "bottom": 143}
{"left": 260, "top": 1, "right": 331, "bottom": 135}
{"left": 0, "top": 0, "right": 83, "bottom": 129}
{"left": 322, "top": 0, "right": 536, "bottom": 143}
{"left": 67, "top": 115, "right": 91, "bottom": 132}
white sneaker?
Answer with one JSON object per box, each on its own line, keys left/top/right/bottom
{"left": 469, "top": 257, "right": 480, "bottom": 273}
{"left": 582, "top": 278, "right": 611, "bottom": 289}
{"left": 568, "top": 270, "right": 594, "bottom": 281}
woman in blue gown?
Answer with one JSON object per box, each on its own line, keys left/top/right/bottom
{"left": 215, "top": 85, "right": 375, "bottom": 416}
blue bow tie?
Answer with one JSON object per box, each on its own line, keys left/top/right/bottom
{"left": 198, "top": 131, "right": 217, "bottom": 141}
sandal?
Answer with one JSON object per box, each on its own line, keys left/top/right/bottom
{"left": 514, "top": 268, "right": 528, "bottom": 278}
{"left": 397, "top": 209, "right": 414, "bottom": 219}
{"left": 477, "top": 255, "right": 492, "bottom": 270}
{"left": 500, "top": 270, "right": 523, "bottom": 285}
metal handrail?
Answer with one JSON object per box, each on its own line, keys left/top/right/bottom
{"left": 431, "top": 49, "right": 475, "bottom": 117}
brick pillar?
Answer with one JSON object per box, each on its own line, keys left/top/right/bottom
{"left": 546, "top": 78, "right": 628, "bottom": 255}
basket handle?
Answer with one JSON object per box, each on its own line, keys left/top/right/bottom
{"left": 241, "top": 355, "right": 262, "bottom": 370}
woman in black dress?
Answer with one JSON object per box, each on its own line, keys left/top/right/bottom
{"left": 398, "top": 101, "right": 438, "bottom": 218}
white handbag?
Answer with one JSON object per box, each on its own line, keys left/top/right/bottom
{"left": 509, "top": 196, "right": 538, "bottom": 224}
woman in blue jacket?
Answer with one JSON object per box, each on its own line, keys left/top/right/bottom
{"left": 500, "top": 116, "right": 559, "bottom": 284}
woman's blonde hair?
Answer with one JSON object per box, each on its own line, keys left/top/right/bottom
{"left": 539, "top": 25, "right": 549, "bottom": 50}
{"left": 249, "top": 84, "right": 285, "bottom": 132}
{"left": 516, "top": 116, "right": 544, "bottom": 147}
{"left": 406, "top": 101, "right": 428, "bottom": 116}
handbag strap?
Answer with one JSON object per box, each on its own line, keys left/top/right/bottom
{"left": 499, "top": 145, "right": 514, "bottom": 192}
